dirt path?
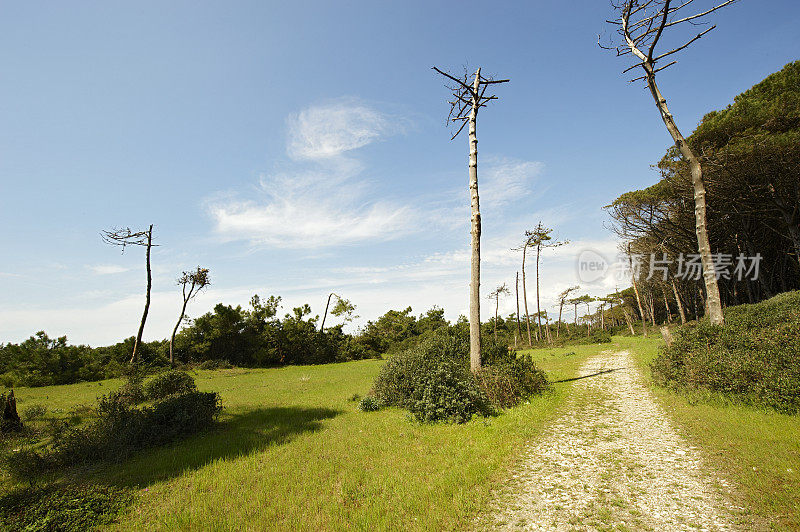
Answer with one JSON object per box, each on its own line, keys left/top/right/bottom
{"left": 485, "top": 350, "right": 745, "bottom": 531}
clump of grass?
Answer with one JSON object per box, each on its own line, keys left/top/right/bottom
{"left": 0, "top": 484, "right": 132, "bottom": 531}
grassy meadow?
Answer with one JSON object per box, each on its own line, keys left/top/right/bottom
{"left": 4, "top": 337, "right": 799, "bottom": 530}
{"left": 3, "top": 348, "right": 598, "bottom": 531}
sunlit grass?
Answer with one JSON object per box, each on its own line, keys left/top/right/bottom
{"left": 5, "top": 357, "right": 575, "bottom": 530}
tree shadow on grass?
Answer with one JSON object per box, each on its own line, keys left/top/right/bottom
{"left": 85, "top": 406, "right": 341, "bottom": 488}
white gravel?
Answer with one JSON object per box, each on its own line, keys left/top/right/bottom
{"left": 485, "top": 350, "right": 747, "bottom": 531}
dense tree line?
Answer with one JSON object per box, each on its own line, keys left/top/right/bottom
{"left": 607, "top": 62, "right": 800, "bottom": 314}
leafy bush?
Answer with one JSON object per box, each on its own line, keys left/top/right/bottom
{"left": 651, "top": 291, "right": 800, "bottom": 413}
{"left": 196, "top": 359, "right": 232, "bottom": 370}
{"left": 0, "top": 390, "right": 23, "bottom": 434}
{"left": 475, "top": 354, "right": 549, "bottom": 409}
{"left": 108, "top": 371, "right": 145, "bottom": 406}
{"left": 407, "top": 357, "right": 493, "bottom": 423}
{"left": 0, "top": 485, "right": 131, "bottom": 531}
{"left": 372, "top": 328, "right": 547, "bottom": 423}
{"left": 144, "top": 370, "right": 197, "bottom": 400}
{"left": 357, "top": 396, "right": 381, "bottom": 412}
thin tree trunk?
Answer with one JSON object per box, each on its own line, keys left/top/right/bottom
{"left": 522, "top": 244, "right": 532, "bottom": 346}
{"left": 468, "top": 69, "right": 482, "bottom": 372}
{"left": 131, "top": 224, "right": 153, "bottom": 364}
{"left": 600, "top": 304, "right": 605, "bottom": 330}
{"left": 535, "top": 244, "right": 543, "bottom": 339}
{"left": 573, "top": 303, "right": 578, "bottom": 327}
{"left": 672, "top": 278, "right": 687, "bottom": 324}
{"left": 321, "top": 293, "right": 334, "bottom": 331}
{"left": 642, "top": 68, "right": 724, "bottom": 325}
{"left": 494, "top": 294, "right": 499, "bottom": 341}
{"left": 169, "top": 283, "right": 193, "bottom": 367}
{"left": 586, "top": 303, "right": 591, "bottom": 337}
{"left": 515, "top": 271, "right": 522, "bottom": 343}
{"left": 622, "top": 306, "right": 636, "bottom": 335}
{"left": 662, "top": 287, "right": 672, "bottom": 324}
{"left": 557, "top": 300, "right": 564, "bottom": 339}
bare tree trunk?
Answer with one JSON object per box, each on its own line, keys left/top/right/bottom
{"left": 320, "top": 292, "right": 334, "bottom": 331}
{"left": 648, "top": 291, "right": 657, "bottom": 326}
{"left": 622, "top": 306, "right": 636, "bottom": 335}
{"left": 643, "top": 69, "right": 724, "bottom": 325}
{"left": 130, "top": 225, "right": 153, "bottom": 364}
{"left": 169, "top": 287, "right": 191, "bottom": 367}
{"left": 585, "top": 303, "right": 591, "bottom": 337}
{"left": 600, "top": 304, "right": 605, "bottom": 330}
{"left": 468, "top": 69, "right": 482, "bottom": 372}
{"left": 662, "top": 287, "right": 672, "bottom": 324}
{"left": 573, "top": 302, "right": 578, "bottom": 327}
{"left": 557, "top": 300, "right": 564, "bottom": 339}
{"left": 493, "top": 294, "right": 499, "bottom": 341}
{"left": 515, "top": 271, "right": 522, "bottom": 343}
{"left": 672, "top": 278, "right": 687, "bottom": 324}
{"left": 535, "top": 244, "right": 543, "bottom": 339}
{"left": 522, "top": 244, "right": 532, "bottom": 346}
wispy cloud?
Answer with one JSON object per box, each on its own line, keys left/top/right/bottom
{"left": 480, "top": 157, "right": 544, "bottom": 209}
{"left": 88, "top": 264, "right": 130, "bottom": 275}
{"left": 209, "top": 100, "right": 414, "bottom": 248}
{"left": 286, "top": 99, "right": 394, "bottom": 160}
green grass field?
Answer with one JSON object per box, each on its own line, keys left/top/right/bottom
{"left": 3, "top": 349, "right": 596, "bottom": 531}
{"left": 4, "top": 338, "right": 799, "bottom": 529}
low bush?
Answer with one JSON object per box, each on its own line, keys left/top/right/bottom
{"left": 196, "top": 359, "right": 233, "bottom": 370}
{"left": 108, "top": 371, "right": 145, "bottom": 406}
{"left": 357, "top": 396, "right": 381, "bottom": 412}
{"left": 144, "top": 370, "right": 197, "bottom": 400}
{"left": 371, "top": 328, "right": 548, "bottom": 423}
{"left": 651, "top": 291, "right": 800, "bottom": 413}
{"left": 475, "top": 354, "right": 549, "bottom": 409}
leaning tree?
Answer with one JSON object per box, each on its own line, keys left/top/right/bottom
{"left": 434, "top": 65, "right": 508, "bottom": 372}
{"left": 556, "top": 285, "right": 580, "bottom": 339}
{"left": 602, "top": 0, "right": 736, "bottom": 325}
{"left": 170, "top": 266, "right": 211, "bottom": 366}
{"left": 102, "top": 225, "right": 155, "bottom": 364}
{"left": 320, "top": 293, "right": 357, "bottom": 331}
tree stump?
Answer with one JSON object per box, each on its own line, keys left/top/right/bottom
{"left": 1, "top": 390, "right": 23, "bottom": 433}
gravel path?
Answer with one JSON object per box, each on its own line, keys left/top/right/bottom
{"left": 485, "top": 350, "right": 744, "bottom": 531}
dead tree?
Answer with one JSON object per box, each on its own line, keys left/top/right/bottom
{"left": 434, "top": 65, "right": 509, "bottom": 372}
{"left": 515, "top": 271, "right": 522, "bottom": 348}
{"left": 603, "top": 0, "right": 735, "bottom": 325}
{"left": 102, "top": 225, "right": 156, "bottom": 364}
{"left": 170, "top": 267, "right": 210, "bottom": 366}
{"left": 556, "top": 285, "right": 580, "bottom": 339}
{"left": 488, "top": 283, "right": 511, "bottom": 341}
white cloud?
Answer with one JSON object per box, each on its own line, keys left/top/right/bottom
{"left": 209, "top": 100, "right": 415, "bottom": 248}
{"left": 88, "top": 264, "right": 130, "bottom": 275}
{"left": 480, "top": 157, "right": 544, "bottom": 208}
{"left": 287, "top": 100, "right": 393, "bottom": 160}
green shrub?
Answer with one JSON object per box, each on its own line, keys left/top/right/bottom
{"left": 475, "top": 354, "right": 549, "bottom": 409}
{"left": 357, "top": 396, "right": 381, "bottom": 412}
{"left": 371, "top": 328, "right": 547, "bottom": 423}
{"left": 144, "top": 370, "right": 197, "bottom": 400}
{"left": 651, "top": 291, "right": 800, "bottom": 413}
{"left": 5, "top": 391, "right": 222, "bottom": 475}
{"left": 108, "top": 371, "right": 145, "bottom": 406}
{"left": 196, "top": 359, "right": 233, "bottom": 370}
{"left": 407, "top": 357, "right": 493, "bottom": 423}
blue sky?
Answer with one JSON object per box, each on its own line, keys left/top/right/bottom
{"left": 1, "top": 0, "right": 798, "bottom": 345}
